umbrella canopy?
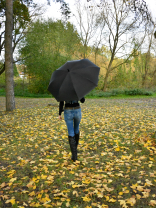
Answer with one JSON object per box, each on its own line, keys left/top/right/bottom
{"left": 48, "top": 59, "right": 100, "bottom": 101}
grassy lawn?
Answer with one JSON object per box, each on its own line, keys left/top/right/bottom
{"left": 0, "top": 97, "right": 156, "bottom": 208}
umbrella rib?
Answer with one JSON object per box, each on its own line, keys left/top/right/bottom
{"left": 69, "top": 73, "right": 79, "bottom": 100}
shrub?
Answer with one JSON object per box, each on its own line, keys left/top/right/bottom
{"left": 124, "top": 89, "right": 153, "bottom": 96}
{"left": 87, "top": 90, "right": 117, "bottom": 98}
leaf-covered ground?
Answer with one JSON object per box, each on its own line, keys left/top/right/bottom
{"left": 0, "top": 97, "right": 156, "bottom": 208}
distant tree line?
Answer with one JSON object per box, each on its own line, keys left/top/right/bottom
{"left": 1, "top": 0, "right": 155, "bottom": 110}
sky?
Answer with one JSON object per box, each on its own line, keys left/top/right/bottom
{"left": 1, "top": 0, "right": 155, "bottom": 62}
{"left": 32, "top": 0, "right": 156, "bottom": 57}
{"left": 34, "top": 0, "right": 156, "bottom": 21}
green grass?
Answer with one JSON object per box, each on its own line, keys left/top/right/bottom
{"left": 0, "top": 98, "right": 156, "bottom": 207}
{"left": 86, "top": 93, "right": 156, "bottom": 99}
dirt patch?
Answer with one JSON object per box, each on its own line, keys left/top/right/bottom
{"left": 0, "top": 97, "right": 58, "bottom": 111}
{"left": 0, "top": 96, "right": 156, "bottom": 112}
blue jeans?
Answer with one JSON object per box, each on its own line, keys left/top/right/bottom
{"left": 64, "top": 108, "right": 82, "bottom": 137}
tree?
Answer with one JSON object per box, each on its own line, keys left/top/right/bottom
{"left": 1, "top": 0, "right": 44, "bottom": 111}
{"left": 132, "top": 26, "right": 156, "bottom": 88}
{"left": 19, "top": 19, "right": 81, "bottom": 93}
{"left": 87, "top": 0, "right": 153, "bottom": 23}
{"left": 125, "top": 0, "right": 154, "bottom": 23}
{"left": 0, "top": 0, "right": 41, "bottom": 76}
{"left": 95, "top": 0, "right": 150, "bottom": 91}
{"left": 141, "top": 27, "right": 155, "bottom": 87}
{"left": 5, "top": 0, "right": 15, "bottom": 111}
{"left": 154, "top": 31, "right": 156, "bottom": 39}
{"left": 73, "top": 1, "right": 101, "bottom": 59}
{"left": 2, "top": 0, "right": 69, "bottom": 111}
{"left": 46, "top": 0, "right": 71, "bottom": 21}
{"left": 60, "top": 1, "right": 71, "bottom": 22}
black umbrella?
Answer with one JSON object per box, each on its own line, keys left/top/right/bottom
{"left": 48, "top": 59, "right": 100, "bottom": 101}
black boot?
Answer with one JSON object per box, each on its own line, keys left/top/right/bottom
{"left": 75, "top": 132, "right": 80, "bottom": 147}
{"left": 68, "top": 136, "right": 77, "bottom": 162}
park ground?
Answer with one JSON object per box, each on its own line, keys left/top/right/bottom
{"left": 0, "top": 97, "right": 156, "bottom": 208}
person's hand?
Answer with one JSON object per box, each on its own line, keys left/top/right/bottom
{"left": 59, "top": 115, "right": 62, "bottom": 120}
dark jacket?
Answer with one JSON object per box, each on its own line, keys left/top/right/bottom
{"left": 59, "top": 97, "right": 85, "bottom": 115}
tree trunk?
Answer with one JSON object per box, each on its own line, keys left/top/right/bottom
{"left": 5, "top": 0, "right": 15, "bottom": 111}
{"left": 102, "top": 69, "right": 109, "bottom": 92}
{"left": 142, "top": 35, "right": 152, "bottom": 88}
{"left": 142, "top": 63, "right": 148, "bottom": 87}
{"left": 102, "top": 57, "right": 114, "bottom": 92}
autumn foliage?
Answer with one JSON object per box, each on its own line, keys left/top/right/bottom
{"left": 0, "top": 97, "right": 156, "bottom": 207}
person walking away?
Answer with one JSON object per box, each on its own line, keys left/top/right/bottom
{"left": 59, "top": 98, "right": 85, "bottom": 162}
